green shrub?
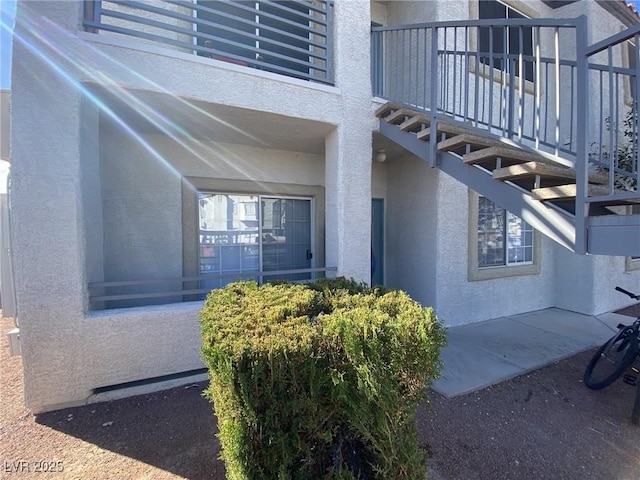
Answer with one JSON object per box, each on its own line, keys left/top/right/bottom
{"left": 200, "top": 278, "right": 446, "bottom": 480}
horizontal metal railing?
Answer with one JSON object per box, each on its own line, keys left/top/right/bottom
{"left": 83, "top": 0, "right": 333, "bottom": 84}
{"left": 88, "top": 266, "right": 338, "bottom": 307}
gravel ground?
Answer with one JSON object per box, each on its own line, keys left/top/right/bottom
{"left": 2, "top": 311, "right": 640, "bottom": 480}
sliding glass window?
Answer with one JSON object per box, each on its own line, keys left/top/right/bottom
{"left": 198, "top": 193, "right": 314, "bottom": 293}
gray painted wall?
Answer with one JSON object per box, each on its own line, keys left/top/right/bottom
{"left": 99, "top": 121, "right": 184, "bottom": 307}
{"left": 385, "top": 153, "right": 439, "bottom": 307}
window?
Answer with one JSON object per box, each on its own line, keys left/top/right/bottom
{"left": 477, "top": 196, "right": 534, "bottom": 267}
{"left": 469, "top": 191, "right": 540, "bottom": 281}
{"left": 198, "top": 193, "right": 314, "bottom": 292}
{"left": 478, "top": 0, "right": 534, "bottom": 82}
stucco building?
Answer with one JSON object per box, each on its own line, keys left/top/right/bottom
{"left": 9, "top": 0, "right": 640, "bottom": 412}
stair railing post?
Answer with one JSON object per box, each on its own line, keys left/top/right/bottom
{"left": 508, "top": 58, "right": 516, "bottom": 141}
{"left": 429, "top": 25, "right": 439, "bottom": 167}
{"left": 575, "top": 15, "right": 589, "bottom": 255}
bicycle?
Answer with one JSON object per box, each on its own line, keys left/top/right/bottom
{"left": 583, "top": 286, "right": 640, "bottom": 391}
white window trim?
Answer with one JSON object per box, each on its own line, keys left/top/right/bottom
{"left": 468, "top": 0, "right": 539, "bottom": 95}
{"left": 468, "top": 189, "right": 542, "bottom": 281}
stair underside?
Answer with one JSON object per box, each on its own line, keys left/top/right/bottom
{"left": 376, "top": 102, "right": 640, "bottom": 256}
{"left": 376, "top": 102, "right": 630, "bottom": 203}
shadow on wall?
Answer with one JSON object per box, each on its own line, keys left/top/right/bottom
{"left": 36, "top": 381, "right": 227, "bottom": 480}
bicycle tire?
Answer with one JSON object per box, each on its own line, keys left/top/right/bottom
{"left": 583, "top": 326, "right": 639, "bottom": 390}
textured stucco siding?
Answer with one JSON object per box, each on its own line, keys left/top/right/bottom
{"left": 11, "top": 0, "right": 374, "bottom": 412}
{"left": 433, "top": 174, "right": 557, "bottom": 327}
{"left": 11, "top": 0, "right": 640, "bottom": 414}
{"left": 553, "top": 246, "right": 640, "bottom": 317}
{"left": 99, "top": 124, "right": 184, "bottom": 307}
{"left": 152, "top": 135, "right": 325, "bottom": 186}
{"left": 385, "top": 153, "right": 439, "bottom": 308}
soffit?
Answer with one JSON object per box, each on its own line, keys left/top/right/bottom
{"left": 89, "top": 85, "right": 334, "bottom": 155}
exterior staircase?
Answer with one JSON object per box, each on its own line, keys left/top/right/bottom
{"left": 376, "top": 102, "right": 640, "bottom": 256}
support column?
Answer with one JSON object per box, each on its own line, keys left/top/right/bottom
{"left": 324, "top": 0, "right": 373, "bottom": 283}
{"left": 11, "top": 1, "right": 94, "bottom": 411}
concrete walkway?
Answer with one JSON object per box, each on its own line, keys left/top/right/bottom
{"left": 432, "top": 307, "right": 631, "bottom": 398}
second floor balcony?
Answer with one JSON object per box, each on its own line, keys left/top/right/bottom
{"left": 83, "top": 0, "right": 334, "bottom": 84}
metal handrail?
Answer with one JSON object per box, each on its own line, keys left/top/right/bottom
{"left": 371, "top": 18, "right": 583, "bottom": 158}
{"left": 89, "top": 267, "right": 338, "bottom": 303}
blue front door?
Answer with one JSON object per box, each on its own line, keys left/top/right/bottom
{"left": 371, "top": 198, "right": 384, "bottom": 286}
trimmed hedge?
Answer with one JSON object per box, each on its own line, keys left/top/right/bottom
{"left": 200, "top": 278, "right": 446, "bottom": 480}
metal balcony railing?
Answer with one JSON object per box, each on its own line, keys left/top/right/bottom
{"left": 83, "top": 0, "right": 334, "bottom": 84}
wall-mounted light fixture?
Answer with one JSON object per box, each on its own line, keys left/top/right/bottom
{"left": 375, "top": 149, "right": 387, "bottom": 163}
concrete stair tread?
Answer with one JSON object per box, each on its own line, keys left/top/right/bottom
{"left": 384, "top": 108, "right": 421, "bottom": 125}
{"left": 493, "top": 161, "right": 609, "bottom": 184}
{"left": 416, "top": 122, "right": 479, "bottom": 142}
{"left": 531, "top": 184, "right": 639, "bottom": 202}
{"left": 435, "top": 132, "right": 521, "bottom": 152}
{"left": 375, "top": 102, "right": 403, "bottom": 118}
{"left": 399, "top": 114, "right": 432, "bottom": 132}
{"left": 464, "top": 145, "right": 552, "bottom": 167}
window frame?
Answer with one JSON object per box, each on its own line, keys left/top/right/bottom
{"left": 197, "top": 192, "right": 316, "bottom": 288}
{"left": 182, "top": 177, "right": 325, "bottom": 291}
{"left": 469, "top": 0, "right": 538, "bottom": 93}
{"left": 468, "top": 190, "right": 542, "bottom": 281}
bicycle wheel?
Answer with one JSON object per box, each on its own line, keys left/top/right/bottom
{"left": 583, "top": 326, "right": 639, "bottom": 390}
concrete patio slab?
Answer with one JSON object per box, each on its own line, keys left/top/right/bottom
{"left": 432, "top": 308, "right": 618, "bottom": 398}
{"left": 596, "top": 312, "right": 633, "bottom": 331}
{"left": 433, "top": 340, "right": 524, "bottom": 398}
{"left": 511, "top": 308, "right": 615, "bottom": 346}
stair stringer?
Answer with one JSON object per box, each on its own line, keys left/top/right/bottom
{"left": 379, "top": 120, "right": 577, "bottom": 252}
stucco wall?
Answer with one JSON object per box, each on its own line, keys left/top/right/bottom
{"left": 385, "top": 153, "right": 438, "bottom": 307}
{"left": 592, "top": 255, "right": 640, "bottom": 314}
{"left": 433, "top": 174, "right": 557, "bottom": 326}
{"left": 12, "top": 1, "right": 93, "bottom": 412}
{"left": 99, "top": 122, "right": 184, "bottom": 307}
{"left": 553, "top": 243, "right": 640, "bottom": 316}
{"left": 371, "top": 159, "right": 387, "bottom": 199}
{"left": 12, "top": 0, "right": 374, "bottom": 412}
{"left": 0, "top": 90, "right": 9, "bottom": 161}
{"left": 153, "top": 135, "right": 325, "bottom": 185}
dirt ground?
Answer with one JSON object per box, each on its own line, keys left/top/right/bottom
{"left": 2, "top": 311, "right": 640, "bottom": 480}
